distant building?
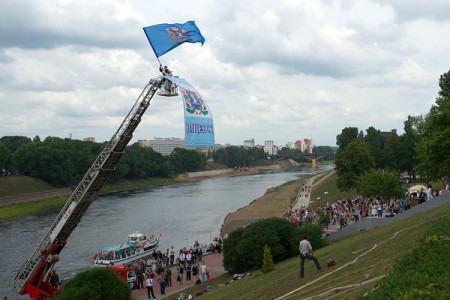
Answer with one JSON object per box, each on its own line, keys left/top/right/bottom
{"left": 146, "top": 137, "right": 215, "bottom": 155}
{"left": 83, "top": 137, "right": 95, "bottom": 142}
{"left": 303, "top": 138, "right": 312, "bottom": 153}
{"left": 285, "top": 142, "right": 295, "bottom": 149}
{"left": 138, "top": 139, "right": 151, "bottom": 148}
{"left": 294, "top": 140, "right": 302, "bottom": 151}
{"left": 264, "top": 140, "right": 275, "bottom": 155}
{"left": 244, "top": 138, "right": 255, "bottom": 148}
{"left": 149, "top": 137, "right": 185, "bottom": 155}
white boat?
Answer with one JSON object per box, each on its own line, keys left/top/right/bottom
{"left": 93, "top": 231, "right": 159, "bottom": 266}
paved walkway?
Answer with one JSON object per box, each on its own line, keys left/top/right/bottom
{"left": 132, "top": 253, "right": 225, "bottom": 300}
{"left": 292, "top": 170, "right": 335, "bottom": 210}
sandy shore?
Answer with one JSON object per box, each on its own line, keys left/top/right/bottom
{"left": 177, "top": 165, "right": 282, "bottom": 181}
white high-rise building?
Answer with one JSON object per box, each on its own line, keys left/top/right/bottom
{"left": 264, "top": 140, "right": 274, "bottom": 155}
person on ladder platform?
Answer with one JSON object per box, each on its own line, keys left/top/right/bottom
{"left": 159, "top": 64, "right": 174, "bottom": 94}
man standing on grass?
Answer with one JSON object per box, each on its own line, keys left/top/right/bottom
{"left": 299, "top": 235, "right": 322, "bottom": 278}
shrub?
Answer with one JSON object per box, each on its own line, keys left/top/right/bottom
{"left": 262, "top": 244, "right": 274, "bottom": 273}
{"left": 56, "top": 267, "right": 131, "bottom": 300}
{"left": 223, "top": 218, "right": 327, "bottom": 273}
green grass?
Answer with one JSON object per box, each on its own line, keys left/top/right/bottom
{"left": 0, "top": 176, "right": 55, "bottom": 197}
{"left": 310, "top": 172, "right": 356, "bottom": 207}
{"left": 0, "top": 196, "right": 68, "bottom": 221}
{"left": 175, "top": 203, "right": 450, "bottom": 299}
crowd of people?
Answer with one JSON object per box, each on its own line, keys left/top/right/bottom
{"left": 128, "top": 237, "right": 223, "bottom": 298}
{"left": 285, "top": 182, "right": 450, "bottom": 230}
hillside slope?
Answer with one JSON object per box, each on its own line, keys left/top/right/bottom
{"left": 180, "top": 196, "right": 450, "bottom": 299}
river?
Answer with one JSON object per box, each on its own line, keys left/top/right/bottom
{"left": 0, "top": 166, "right": 331, "bottom": 299}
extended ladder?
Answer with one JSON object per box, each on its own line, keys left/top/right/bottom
{"left": 13, "top": 77, "right": 162, "bottom": 298}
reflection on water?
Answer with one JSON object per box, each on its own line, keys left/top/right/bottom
{"left": 0, "top": 167, "right": 331, "bottom": 299}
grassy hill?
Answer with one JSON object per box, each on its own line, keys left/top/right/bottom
{"left": 0, "top": 176, "right": 55, "bottom": 198}
{"left": 175, "top": 202, "right": 450, "bottom": 299}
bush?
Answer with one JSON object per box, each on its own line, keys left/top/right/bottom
{"left": 56, "top": 267, "right": 131, "bottom": 300}
{"left": 223, "top": 218, "right": 327, "bottom": 273}
{"left": 262, "top": 244, "right": 274, "bottom": 273}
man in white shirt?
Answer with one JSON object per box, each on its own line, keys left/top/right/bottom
{"left": 145, "top": 276, "right": 156, "bottom": 299}
{"left": 299, "top": 235, "right": 322, "bottom": 278}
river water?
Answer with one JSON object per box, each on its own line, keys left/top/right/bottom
{"left": 0, "top": 167, "right": 331, "bottom": 299}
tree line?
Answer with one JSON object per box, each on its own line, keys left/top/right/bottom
{"left": 0, "top": 136, "right": 206, "bottom": 186}
{"left": 334, "top": 69, "right": 450, "bottom": 197}
{"left": 0, "top": 136, "right": 268, "bottom": 187}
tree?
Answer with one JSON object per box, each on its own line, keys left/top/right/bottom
{"left": 335, "top": 139, "right": 375, "bottom": 192}
{"left": 357, "top": 169, "right": 403, "bottom": 199}
{"left": 415, "top": 70, "right": 450, "bottom": 183}
{"left": 383, "top": 130, "right": 402, "bottom": 170}
{"left": 261, "top": 244, "right": 274, "bottom": 273}
{"left": 0, "top": 144, "right": 12, "bottom": 172}
{"left": 169, "top": 148, "right": 206, "bottom": 172}
{"left": 212, "top": 146, "right": 265, "bottom": 167}
{"left": 0, "top": 136, "right": 32, "bottom": 153}
{"left": 57, "top": 267, "right": 131, "bottom": 300}
{"left": 336, "top": 127, "right": 358, "bottom": 150}
{"left": 397, "top": 115, "right": 424, "bottom": 173}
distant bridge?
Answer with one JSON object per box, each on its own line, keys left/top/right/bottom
{"left": 274, "top": 152, "right": 335, "bottom": 168}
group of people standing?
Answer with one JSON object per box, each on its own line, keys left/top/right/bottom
{"left": 130, "top": 239, "right": 220, "bottom": 299}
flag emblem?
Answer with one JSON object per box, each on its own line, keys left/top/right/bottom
{"left": 167, "top": 27, "right": 191, "bottom": 44}
{"left": 181, "top": 87, "right": 209, "bottom": 116}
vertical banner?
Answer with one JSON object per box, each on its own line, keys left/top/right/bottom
{"left": 164, "top": 76, "right": 215, "bottom": 147}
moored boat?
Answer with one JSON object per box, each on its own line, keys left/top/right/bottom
{"left": 93, "top": 231, "right": 159, "bottom": 266}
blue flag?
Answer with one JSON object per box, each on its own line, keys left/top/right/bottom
{"left": 143, "top": 21, "right": 206, "bottom": 58}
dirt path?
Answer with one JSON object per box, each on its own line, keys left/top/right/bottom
{"left": 292, "top": 171, "right": 335, "bottom": 209}
{"left": 0, "top": 188, "right": 71, "bottom": 208}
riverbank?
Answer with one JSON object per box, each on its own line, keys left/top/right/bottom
{"left": 177, "top": 164, "right": 282, "bottom": 181}
{"left": 220, "top": 177, "right": 305, "bottom": 236}
{"left": 220, "top": 170, "right": 335, "bottom": 236}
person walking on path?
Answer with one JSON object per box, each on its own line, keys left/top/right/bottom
{"left": 165, "top": 267, "right": 172, "bottom": 287}
{"left": 299, "top": 235, "right": 321, "bottom": 278}
{"left": 145, "top": 276, "right": 156, "bottom": 299}
{"left": 201, "top": 262, "right": 207, "bottom": 283}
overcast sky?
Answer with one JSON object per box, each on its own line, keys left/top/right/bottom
{"left": 1, "top": 0, "right": 449, "bottom": 147}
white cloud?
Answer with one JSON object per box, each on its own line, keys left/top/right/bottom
{"left": 0, "top": 0, "right": 448, "bottom": 147}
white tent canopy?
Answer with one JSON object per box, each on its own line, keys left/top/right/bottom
{"left": 408, "top": 185, "right": 427, "bottom": 194}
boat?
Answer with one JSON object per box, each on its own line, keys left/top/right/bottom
{"left": 93, "top": 231, "right": 159, "bottom": 266}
